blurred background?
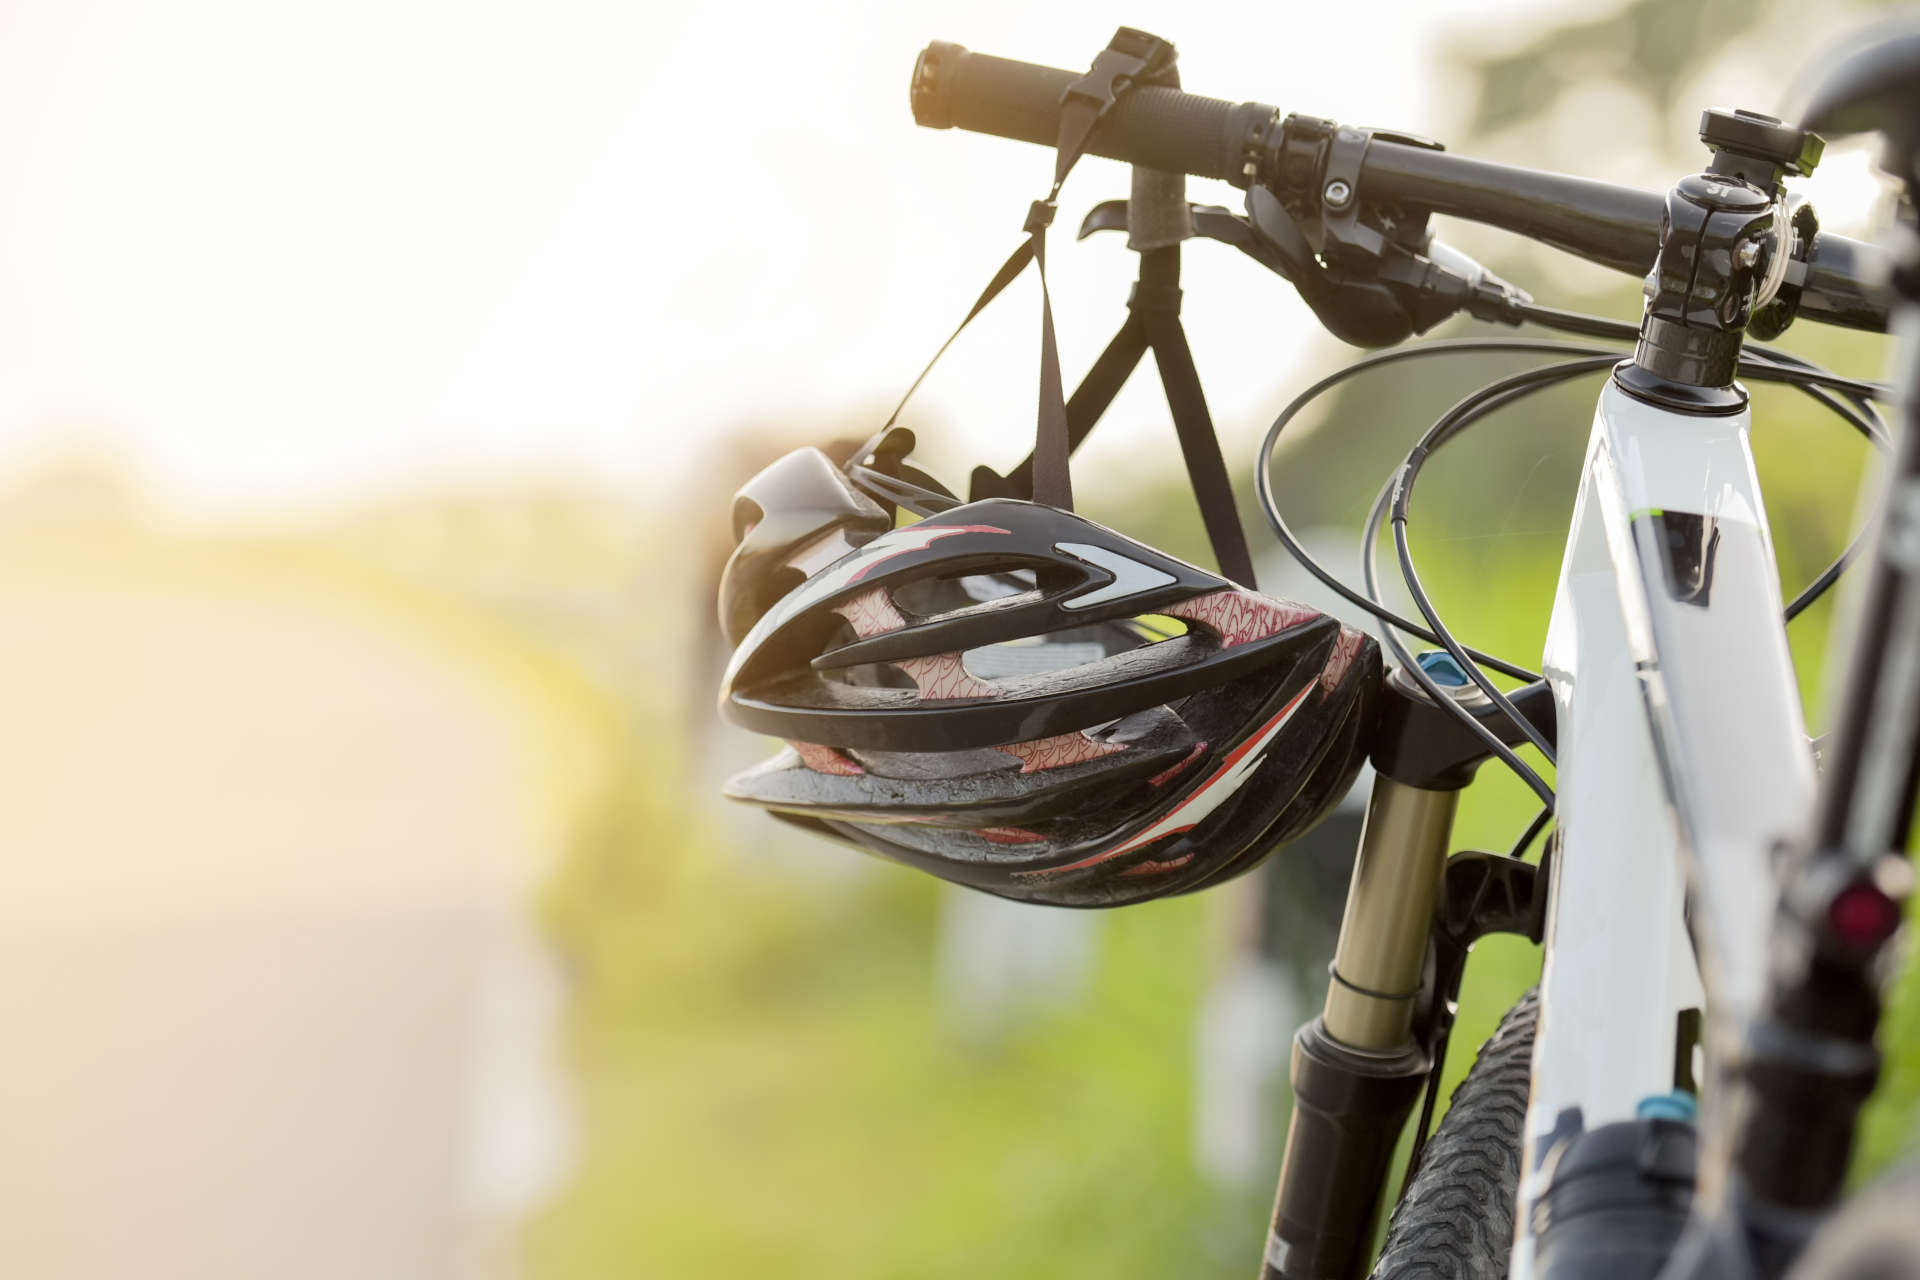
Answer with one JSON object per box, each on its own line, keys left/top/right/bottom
{"left": 1, "top": 0, "right": 1916, "bottom": 1276}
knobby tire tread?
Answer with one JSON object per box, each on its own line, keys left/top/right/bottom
{"left": 1369, "top": 987, "right": 1539, "bottom": 1280}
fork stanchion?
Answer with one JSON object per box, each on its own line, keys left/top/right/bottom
{"left": 1261, "top": 773, "right": 1456, "bottom": 1280}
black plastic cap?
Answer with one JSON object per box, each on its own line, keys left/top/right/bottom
{"left": 910, "top": 41, "right": 964, "bottom": 129}
{"left": 1700, "top": 107, "right": 1823, "bottom": 177}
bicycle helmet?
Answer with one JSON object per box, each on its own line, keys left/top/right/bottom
{"left": 716, "top": 446, "right": 1381, "bottom": 908}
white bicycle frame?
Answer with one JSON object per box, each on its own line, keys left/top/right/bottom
{"left": 1509, "top": 377, "right": 1822, "bottom": 1275}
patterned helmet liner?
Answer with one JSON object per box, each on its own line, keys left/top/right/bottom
{"left": 742, "top": 705, "right": 1197, "bottom": 821}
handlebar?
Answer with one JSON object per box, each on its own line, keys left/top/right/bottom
{"left": 910, "top": 41, "right": 1892, "bottom": 334}
{"left": 911, "top": 44, "right": 1257, "bottom": 182}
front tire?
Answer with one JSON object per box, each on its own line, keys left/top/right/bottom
{"left": 1369, "top": 987, "right": 1539, "bottom": 1280}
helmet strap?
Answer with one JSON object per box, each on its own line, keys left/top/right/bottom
{"left": 871, "top": 27, "right": 1258, "bottom": 587}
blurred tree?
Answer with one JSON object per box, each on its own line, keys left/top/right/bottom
{"left": 1466, "top": 0, "right": 1770, "bottom": 134}
{"left": 1463, "top": 0, "right": 1909, "bottom": 141}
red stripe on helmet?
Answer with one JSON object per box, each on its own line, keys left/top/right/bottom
{"left": 1148, "top": 741, "right": 1208, "bottom": 787}
{"left": 1012, "top": 683, "right": 1313, "bottom": 877}
{"left": 1119, "top": 852, "right": 1196, "bottom": 877}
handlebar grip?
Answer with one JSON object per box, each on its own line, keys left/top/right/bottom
{"left": 910, "top": 41, "right": 1266, "bottom": 183}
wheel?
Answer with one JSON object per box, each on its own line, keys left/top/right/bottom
{"left": 1369, "top": 987, "right": 1539, "bottom": 1280}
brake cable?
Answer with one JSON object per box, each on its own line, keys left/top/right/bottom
{"left": 1261, "top": 319, "right": 1893, "bottom": 806}
{"left": 1255, "top": 337, "right": 1616, "bottom": 682}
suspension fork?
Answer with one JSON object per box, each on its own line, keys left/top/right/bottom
{"left": 1260, "top": 775, "right": 1455, "bottom": 1280}
{"left": 1261, "top": 664, "right": 1555, "bottom": 1280}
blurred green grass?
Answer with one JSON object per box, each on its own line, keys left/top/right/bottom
{"left": 523, "top": 683, "right": 1914, "bottom": 1278}
{"left": 528, "top": 745, "right": 1255, "bottom": 1278}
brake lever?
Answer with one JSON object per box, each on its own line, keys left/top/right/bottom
{"left": 1082, "top": 194, "right": 1410, "bottom": 343}
{"left": 1082, "top": 192, "right": 1531, "bottom": 347}
{"left": 1074, "top": 200, "right": 1134, "bottom": 241}
{"left": 1077, "top": 194, "right": 1306, "bottom": 282}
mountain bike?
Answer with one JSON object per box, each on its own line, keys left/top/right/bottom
{"left": 722, "top": 19, "right": 1920, "bottom": 1279}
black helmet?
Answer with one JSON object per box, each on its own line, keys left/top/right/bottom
{"left": 714, "top": 446, "right": 1381, "bottom": 908}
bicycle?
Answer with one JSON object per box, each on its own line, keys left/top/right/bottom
{"left": 716, "top": 19, "right": 1920, "bottom": 1279}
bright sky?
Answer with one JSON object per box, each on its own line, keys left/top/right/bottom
{"left": 0, "top": 0, "right": 1883, "bottom": 516}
